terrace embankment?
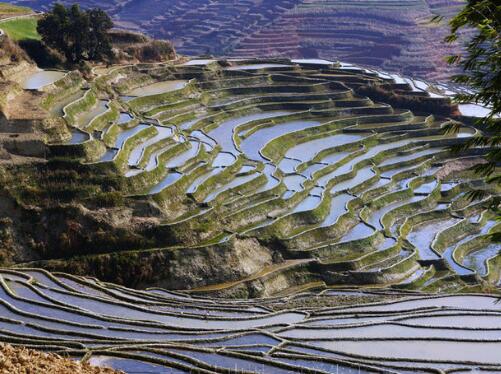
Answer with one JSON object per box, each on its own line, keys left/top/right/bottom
{"left": 0, "top": 57, "right": 499, "bottom": 298}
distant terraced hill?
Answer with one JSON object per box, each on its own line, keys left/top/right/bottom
{"left": 8, "top": 0, "right": 466, "bottom": 80}
{"left": 0, "top": 57, "right": 499, "bottom": 298}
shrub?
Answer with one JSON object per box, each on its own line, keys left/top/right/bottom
{"left": 124, "top": 40, "right": 175, "bottom": 62}
{"left": 17, "top": 39, "right": 64, "bottom": 68}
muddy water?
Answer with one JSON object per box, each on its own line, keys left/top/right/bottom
{"left": 77, "top": 100, "right": 108, "bottom": 128}
{"left": 22, "top": 70, "right": 65, "bottom": 90}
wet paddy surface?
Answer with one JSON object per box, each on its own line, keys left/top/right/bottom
{"left": 0, "top": 269, "right": 500, "bottom": 372}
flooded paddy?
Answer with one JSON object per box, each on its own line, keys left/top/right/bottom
{"left": 1, "top": 268, "right": 498, "bottom": 372}
{"left": 367, "top": 195, "right": 423, "bottom": 230}
{"left": 319, "top": 193, "right": 354, "bottom": 227}
{"left": 114, "top": 124, "right": 150, "bottom": 148}
{"left": 203, "top": 169, "right": 260, "bottom": 202}
{"left": 68, "top": 129, "right": 89, "bottom": 144}
{"left": 128, "top": 80, "right": 188, "bottom": 97}
{"left": 311, "top": 340, "right": 501, "bottom": 364}
{"left": 330, "top": 166, "right": 375, "bottom": 193}
{"left": 462, "top": 243, "right": 499, "bottom": 276}
{"left": 22, "top": 70, "right": 66, "bottom": 90}
{"left": 339, "top": 222, "right": 374, "bottom": 242}
{"left": 278, "top": 157, "right": 302, "bottom": 174}
{"left": 165, "top": 141, "right": 200, "bottom": 168}
{"left": 128, "top": 126, "right": 173, "bottom": 165}
{"left": 407, "top": 218, "right": 461, "bottom": 260}
{"left": 226, "top": 63, "right": 291, "bottom": 70}
{"left": 209, "top": 111, "right": 293, "bottom": 154}
{"left": 285, "top": 133, "right": 365, "bottom": 162}
{"left": 283, "top": 173, "right": 307, "bottom": 192}
{"left": 291, "top": 195, "right": 322, "bottom": 213}
{"left": 240, "top": 120, "right": 321, "bottom": 161}
{"left": 76, "top": 100, "right": 108, "bottom": 128}
{"left": 149, "top": 172, "right": 183, "bottom": 194}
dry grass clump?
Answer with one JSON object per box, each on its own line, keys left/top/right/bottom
{"left": 0, "top": 146, "right": 10, "bottom": 160}
{"left": 109, "top": 29, "right": 175, "bottom": 63}
{"left": 0, "top": 344, "right": 122, "bottom": 374}
{"left": 0, "top": 37, "right": 30, "bottom": 63}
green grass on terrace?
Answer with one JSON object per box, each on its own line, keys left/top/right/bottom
{"left": 0, "top": 16, "right": 40, "bottom": 41}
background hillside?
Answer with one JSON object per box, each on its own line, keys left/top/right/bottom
{"left": 6, "top": 0, "right": 466, "bottom": 81}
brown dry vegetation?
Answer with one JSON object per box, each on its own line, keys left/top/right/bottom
{"left": 0, "top": 37, "right": 30, "bottom": 64}
{"left": 111, "top": 30, "right": 176, "bottom": 63}
{"left": 0, "top": 344, "right": 121, "bottom": 374}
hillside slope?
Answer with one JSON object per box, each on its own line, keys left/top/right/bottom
{"left": 0, "top": 57, "right": 498, "bottom": 297}
{"left": 9, "top": 0, "right": 466, "bottom": 80}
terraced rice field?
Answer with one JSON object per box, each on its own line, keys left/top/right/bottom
{"left": 24, "top": 59, "right": 499, "bottom": 300}
{"left": 0, "top": 268, "right": 501, "bottom": 372}
{"left": 0, "top": 56, "right": 499, "bottom": 372}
